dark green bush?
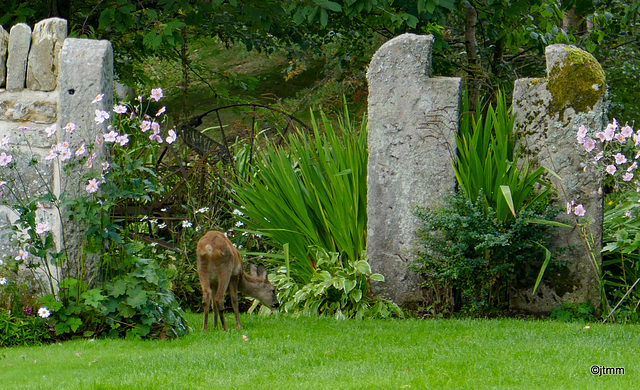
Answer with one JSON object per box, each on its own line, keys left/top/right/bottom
{"left": 412, "top": 192, "right": 559, "bottom": 316}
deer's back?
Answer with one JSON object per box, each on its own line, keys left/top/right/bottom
{"left": 197, "top": 231, "right": 243, "bottom": 281}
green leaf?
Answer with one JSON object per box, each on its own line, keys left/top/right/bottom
{"left": 319, "top": 1, "right": 342, "bottom": 12}
{"left": 370, "top": 273, "right": 385, "bottom": 282}
{"left": 126, "top": 285, "right": 148, "bottom": 309}
{"left": 355, "top": 260, "right": 372, "bottom": 275}
{"left": 82, "top": 288, "right": 107, "bottom": 308}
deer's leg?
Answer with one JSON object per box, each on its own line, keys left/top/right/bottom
{"left": 197, "top": 257, "right": 212, "bottom": 332}
{"left": 214, "top": 274, "right": 231, "bottom": 331}
{"left": 229, "top": 275, "right": 241, "bottom": 331}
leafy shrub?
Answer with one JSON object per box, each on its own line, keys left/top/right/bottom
{"left": 412, "top": 192, "right": 558, "bottom": 315}
{"left": 40, "top": 258, "right": 189, "bottom": 339}
{"left": 269, "top": 247, "right": 402, "bottom": 319}
{"left": 0, "top": 310, "right": 51, "bottom": 347}
{"left": 550, "top": 302, "right": 596, "bottom": 323}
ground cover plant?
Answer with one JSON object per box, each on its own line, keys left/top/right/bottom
{"left": 1, "top": 313, "right": 638, "bottom": 389}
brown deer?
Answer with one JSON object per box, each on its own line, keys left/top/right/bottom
{"left": 196, "top": 230, "right": 279, "bottom": 331}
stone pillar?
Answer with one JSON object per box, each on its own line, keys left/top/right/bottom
{"left": 511, "top": 44, "right": 606, "bottom": 312}
{"left": 366, "top": 34, "right": 462, "bottom": 307}
{"left": 27, "top": 18, "right": 67, "bottom": 91}
{"left": 6, "top": 23, "right": 32, "bottom": 91}
{"left": 57, "top": 38, "right": 114, "bottom": 284}
{"left": 0, "top": 26, "right": 9, "bottom": 88}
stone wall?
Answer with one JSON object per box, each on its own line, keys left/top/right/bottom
{"left": 0, "top": 19, "right": 114, "bottom": 291}
{"left": 366, "top": 34, "right": 462, "bottom": 307}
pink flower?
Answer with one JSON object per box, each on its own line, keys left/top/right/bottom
{"left": 621, "top": 125, "right": 634, "bottom": 138}
{"left": 116, "top": 134, "right": 129, "bottom": 146}
{"left": 151, "top": 121, "right": 160, "bottom": 134}
{"left": 64, "top": 122, "right": 76, "bottom": 133}
{"left": 92, "top": 94, "right": 104, "bottom": 104}
{"left": 0, "top": 135, "right": 10, "bottom": 148}
{"left": 574, "top": 204, "right": 586, "bottom": 217}
{"left": 628, "top": 162, "right": 638, "bottom": 172}
{"left": 150, "top": 88, "right": 163, "bottom": 102}
{"left": 626, "top": 210, "right": 633, "bottom": 218}
{"left": 0, "top": 152, "right": 13, "bottom": 166}
{"left": 604, "top": 127, "right": 615, "bottom": 141}
{"left": 45, "top": 150, "right": 58, "bottom": 161}
{"left": 35, "top": 222, "right": 50, "bottom": 235}
{"left": 583, "top": 139, "right": 596, "bottom": 152}
{"left": 606, "top": 165, "right": 617, "bottom": 175}
{"left": 113, "top": 105, "right": 128, "bottom": 114}
{"left": 614, "top": 153, "right": 628, "bottom": 165}
{"left": 59, "top": 147, "right": 72, "bottom": 161}
{"left": 75, "top": 144, "right": 86, "bottom": 157}
{"left": 86, "top": 178, "right": 100, "bottom": 194}
{"left": 102, "top": 162, "right": 110, "bottom": 171}
{"left": 103, "top": 130, "right": 118, "bottom": 143}
{"left": 156, "top": 106, "right": 166, "bottom": 116}
{"left": 577, "top": 125, "right": 588, "bottom": 139}
{"left": 140, "top": 120, "right": 151, "bottom": 132}
{"left": 15, "top": 249, "right": 29, "bottom": 261}
{"left": 566, "top": 202, "right": 572, "bottom": 214}
{"left": 623, "top": 172, "right": 634, "bottom": 182}
{"left": 149, "top": 133, "right": 163, "bottom": 143}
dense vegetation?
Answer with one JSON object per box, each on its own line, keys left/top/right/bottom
{"left": 1, "top": 0, "right": 640, "bottom": 345}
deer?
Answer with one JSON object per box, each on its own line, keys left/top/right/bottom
{"left": 196, "top": 230, "right": 279, "bottom": 331}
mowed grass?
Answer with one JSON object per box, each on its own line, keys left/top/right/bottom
{"left": 1, "top": 312, "right": 638, "bottom": 389}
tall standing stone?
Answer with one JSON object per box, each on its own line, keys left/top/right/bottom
{"left": 27, "top": 18, "right": 67, "bottom": 91}
{"left": 57, "top": 38, "right": 114, "bottom": 284}
{"left": 0, "top": 26, "right": 9, "bottom": 88}
{"left": 6, "top": 23, "right": 32, "bottom": 91}
{"left": 366, "top": 34, "right": 462, "bottom": 307}
{"left": 511, "top": 44, "right": 606, "bottom": 312}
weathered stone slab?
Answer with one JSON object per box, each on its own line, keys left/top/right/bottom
{"left": 6, "top": 23, "right": 32, "bottom": 91}
{"left": 0, "top": 90, "right": 58, "bottom": 123}
{"left": 366, "top": 34, "right": 462, "bottom": 307}
{"left": 57, "top": 38, "right": 114, "bottom": 285}
{"left": 0, "top": 26, "right": 9, "bottom": 88}
{"left": 0, "top": 120, "right": 59, "bottom": 149}
{"left": 27, "top": 18, "right": 67, "bottom": 91}
{"left": 511, "top": 44, "right": 606, "bottom": 312}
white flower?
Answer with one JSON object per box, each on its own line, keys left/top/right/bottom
{"left": 140, "top": 120, "right": 151, "bottom": 133}
{"left": 64, "top": 122, "right": 76, "bottom": 133}
{"left": 181, "top": 220, "right": 192, "bottom": 228}
{"left": 45, "top": 124, "right": 57, "bottom": 137}
{"left": 102, "top": 162, "right": 110, "bottom": 171}
{"left": 0, "top": 277, "right": 7, "bottom": 285}
{"left": 92, "top": 94, "right": 104, "bottom": 104}
{"left": 94, "top": 110, "right": 110, "bottom": 124}
{"left": 195, "top": 207, "right": 210, "bottom": 214}
{"left": 235, "top": 221, "right": 244, "bottom": 227}
{"left": 158, "top": 222, "right": 167, "bottom": 229}
{"left": 166, "top": 129, "right": 177, "bottom": 144}
{"left": 232, "top": 209, "right": 244, "bottom": 216}
{"left": 113, "top": 105, "right": 128, "bottom": 114}
{"left": 156, "top": 106, "right": 166, "bottom": 116}
{"left": 574, "top": 204, "right": 586, "bottom": 217}
{"left": 38, "top": 307, "right": 51, "bottom": 318}
{"left": 59, "top": 147, "right": 72, "bottom": 161}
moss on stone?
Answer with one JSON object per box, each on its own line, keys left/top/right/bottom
{"left": 547, "top": 47, "right": 606, "bottom": 119}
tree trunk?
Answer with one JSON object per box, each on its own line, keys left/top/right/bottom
{"left": 465, "top": 4, "right": 481, "bottom": 113}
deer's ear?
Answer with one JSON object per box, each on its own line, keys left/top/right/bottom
{"left": 248, "top": 263, "right": 258, "bottom": 276}
{"left": 257, "top": 264, "right": 268, "bottom": 279}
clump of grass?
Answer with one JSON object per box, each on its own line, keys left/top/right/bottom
{"left": 2, "top": 313, "right": 639, "bottom": 389}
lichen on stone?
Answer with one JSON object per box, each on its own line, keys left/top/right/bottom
{"left": 547, "top": 47, "right": 605, "bottom": 119}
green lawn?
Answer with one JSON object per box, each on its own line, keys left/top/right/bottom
{"left": 1, "top": 313, "right": 637, "bottom": 389}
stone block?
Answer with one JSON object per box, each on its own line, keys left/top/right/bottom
{"left": 27, "top": 18, "right": 67, "bottom": 91}
{"left": 0, "top": 26, "right": 9, "bottom": 88}
{"left": 6, "top": 23, "right": 32, "bottom": 91}
{"left": 0, "top": 90, "right": 58, "bottom": 123}
{"left": 366, "top": 34, "right": 462, "bottom": 307}
{"left": 0, "top": 120, "right": 59, "bottom": 149}
{"left": 510, "top": 44, "right": 606, "bottom": 312}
